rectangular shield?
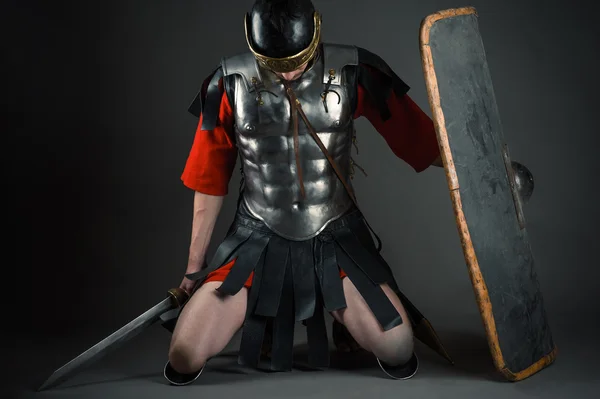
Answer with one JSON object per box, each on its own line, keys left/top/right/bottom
{"left": 419, "top": 7, "right": 557, "bottom": 381}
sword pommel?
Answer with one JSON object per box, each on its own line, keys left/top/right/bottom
{"left": 167, "top": 288, "right": 190, "bottom": 308}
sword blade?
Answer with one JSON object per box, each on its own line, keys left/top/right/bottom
{"left": 38, "top": 296, "right": 175, "bottom": 391}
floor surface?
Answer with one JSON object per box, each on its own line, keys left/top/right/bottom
{"left": 7, "top": 313, "right": 598, "bottom": 399}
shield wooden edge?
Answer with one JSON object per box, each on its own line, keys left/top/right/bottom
{"left": 418, "top": 7, "right": 557, "bottom": 381}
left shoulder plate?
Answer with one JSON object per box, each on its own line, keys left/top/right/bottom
{"left": 321, "top": 43, "right": 358, "bottom": 86}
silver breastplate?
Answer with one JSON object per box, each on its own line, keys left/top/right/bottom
{"left": 222, "top": 44, "right": 359, "bottom": 240}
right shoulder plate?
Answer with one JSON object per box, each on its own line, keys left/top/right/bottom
{"left": 221, "top": 52, "right": 264, "bottom": 92}
{"left": 187, "top": 52, "right": 263, "bottom": 131}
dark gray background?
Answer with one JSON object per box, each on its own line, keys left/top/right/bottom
{"left": 5, "top": 0, "right": 599, "bottom": 398}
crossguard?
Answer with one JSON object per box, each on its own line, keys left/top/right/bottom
{"left": 167, "top": 288, "right": 190, "bottom": 308}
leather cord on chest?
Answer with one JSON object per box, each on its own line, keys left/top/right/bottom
{"left": 282, "top": 81, "right": 382, "bottom": 252}
{"left": 288, "top": 91, "right": 306, "bottom": 199}
{"left": 283, "top": 82, "right": 358, "bottom": 204}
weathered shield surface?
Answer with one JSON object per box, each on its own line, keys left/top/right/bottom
{"left": 419, "top": 7, "right": 557, "bottom": 381}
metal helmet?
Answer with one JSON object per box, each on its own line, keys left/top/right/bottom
{"left": 244, "top": 0, "right": 322, "bottom": 73}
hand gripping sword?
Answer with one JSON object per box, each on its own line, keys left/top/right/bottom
{"left": 38, "top": 287, "right": 189, "bottom": 391}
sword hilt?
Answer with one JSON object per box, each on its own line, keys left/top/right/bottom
{"left": 167, "top": 288, "right": 190, "bottom": 308}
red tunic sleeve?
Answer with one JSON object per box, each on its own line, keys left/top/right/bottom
{"left": 180, "top": 80, "right": 237, "bottom": 195}
{"left": 353, "top": 80, "right": 440, "bottom": 173}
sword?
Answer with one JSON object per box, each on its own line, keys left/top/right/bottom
{"left": 38, "top": 287, "right": 189, "bottom": 391}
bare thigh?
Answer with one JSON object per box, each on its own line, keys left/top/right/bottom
{"left": 331, "top": 277, "right": 414, "bottom": 365}
{"left": 168, "top": 281, "right": 247, "bottom": 373}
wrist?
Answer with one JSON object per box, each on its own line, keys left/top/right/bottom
{"left": 186, "top": 259, "right": 207, "bottom": 273}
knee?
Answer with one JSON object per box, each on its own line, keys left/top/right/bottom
{"left": 168, "top": 339, "right": 207, "bottom": 374}
{"left": 371, "top": 323, "right": 415, "bottom": 366}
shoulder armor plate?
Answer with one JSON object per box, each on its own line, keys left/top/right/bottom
{"left": 187, "top": 65, "right": 222, "bottom": 119}
{"left": 187, "top": 51, "right": 263, "bottom": 130}
{"left": 356, "top": 46, "right": 410, "bottom": 97}
{"left": 321, "top": 43, "right": 358, "bottom": 86}
{"left": 221, "top": 52, "right": 263, "bottom": 92}
{"left": 355, "top": 47, "right": 411, "bottom": 121}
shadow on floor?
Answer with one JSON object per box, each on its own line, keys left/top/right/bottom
{"left": 413, "top": 329, "right": 503, "bottom": 381}
{"left": 19, "top": 327, "right": 542, "bottom": 393}
{"left": 215, "top": 328, "right": 504, "bottom": 382}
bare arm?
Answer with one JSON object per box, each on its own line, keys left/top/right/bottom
{"left": 180, "top": 74, "right": 236, "bottom": 281}
{"left": 186, "top": 191, "right": 225, "bottom": 274}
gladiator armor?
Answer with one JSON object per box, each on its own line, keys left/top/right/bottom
{"left": 222, "top": 44, "right": 359, "bottom": 240}
{"left": 187, "top": 3, "right": 411, "bottom": 242}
